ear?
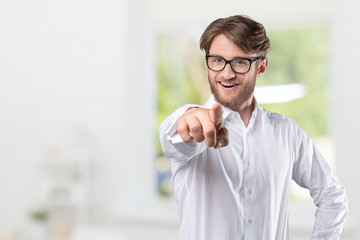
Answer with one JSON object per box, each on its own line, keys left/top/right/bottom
{"left": 256, "top": 57, "right": 268, "bottom": 77}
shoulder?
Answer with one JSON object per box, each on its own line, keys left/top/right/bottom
{"left": 259, "top": 106, "right": 304, "bottom": 135}
{"left": 260, "top": 107, "right": 293, "bottom": 124}
{"left": 259, "top": 107, "right": 310, "bottom": 156}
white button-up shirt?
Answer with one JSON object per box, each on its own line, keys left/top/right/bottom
{"left": 159, "top": 95, "right": 347, "bottom": 240}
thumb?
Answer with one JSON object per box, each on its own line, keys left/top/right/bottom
{"left": 214, "top": 127, "right": 229, "bottom": 149}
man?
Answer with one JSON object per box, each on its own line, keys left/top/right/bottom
{"left": 158, "top": 15, "right": 347, "bottom": 240}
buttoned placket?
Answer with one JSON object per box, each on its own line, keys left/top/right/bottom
{"left": 243, "top": 126, "right": 256, "bottom": 238}
{"left": 228, "top": 110, "right": 255, "bottom": 239}
{"left": 231, "top": 109, "right": 257, "bottom": 239}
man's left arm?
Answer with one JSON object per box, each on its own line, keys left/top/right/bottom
{"left": 292, "top": 127, "right": 348, "bottom": 240}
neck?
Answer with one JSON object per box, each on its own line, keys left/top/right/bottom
{"left": 236, "top": 95, "right": 255, "bottom": 127}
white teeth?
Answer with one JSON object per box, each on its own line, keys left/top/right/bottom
{"left": 221, "top": 82, "right": 235, "bottom": 87}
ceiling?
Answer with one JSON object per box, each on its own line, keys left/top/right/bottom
{"left": 144, "top": 0, "right": 340, "bottom": 33}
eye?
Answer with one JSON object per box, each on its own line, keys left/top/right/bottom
{"left": 232, "top": 58, "right": 247, "bottom": 65}
{"left": 212, "top": 57, "right": 224, "bottom": 63}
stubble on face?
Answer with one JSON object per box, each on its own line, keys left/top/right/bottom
{"left": 209, "top": 75, "right": 256, "bottom": 111}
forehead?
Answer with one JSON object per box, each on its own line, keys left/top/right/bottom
{"left": 209, "top": 34, "right": 256, "bottom": 58}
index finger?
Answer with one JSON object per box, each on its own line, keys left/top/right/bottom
{"left": 210, "top": 103, "right": 223, "bottom": 124}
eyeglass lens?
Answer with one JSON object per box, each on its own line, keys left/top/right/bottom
{"left": 207, "top": 56, "right": 252, "bottom": 74}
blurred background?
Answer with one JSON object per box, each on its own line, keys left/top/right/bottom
{"left": 0, "top": 0, "right": 359, "bottom": 239}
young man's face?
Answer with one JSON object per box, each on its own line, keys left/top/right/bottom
{"left": 207, "top": 34, "right": 267, "bottom": 110}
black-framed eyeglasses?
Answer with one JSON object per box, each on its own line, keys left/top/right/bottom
{"left": 205, "top": 55, "right": 263, "bottom": 74}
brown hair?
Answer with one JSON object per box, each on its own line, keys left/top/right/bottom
{"left": 200, "top": 15, "right": 270, "bottom": 57}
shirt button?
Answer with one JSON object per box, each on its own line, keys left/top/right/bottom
{"left": 247, "top": 161, "right": 251, "bottom": 166}
{"left": 248, "top": 219, "right": 253, "bottom": 224}
{"left": 233, "top": 113, "right": 237, "bottom": 119}
{"left": 248, "top": 189, "right": 252, "bottom": 194}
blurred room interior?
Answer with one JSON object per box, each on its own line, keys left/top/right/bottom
{"left": 0, "top": 0, "right": 359, "bottom": 239}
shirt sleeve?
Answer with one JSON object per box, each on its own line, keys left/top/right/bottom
{"left": 292, "top": 126, "right": 348, "bottom": 239}
{"left": 158, "top": 104, "right": 208, "bottom": 163}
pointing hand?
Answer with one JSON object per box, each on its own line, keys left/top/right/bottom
{"left": 177, "top": 103, "right": 229, "bottom": 148}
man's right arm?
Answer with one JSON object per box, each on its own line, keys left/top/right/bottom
{"left": 158, "top": 103, "right": 228, "bottom": 163}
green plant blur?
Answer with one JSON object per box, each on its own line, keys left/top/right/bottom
{"left": 260, "top": 28, "right": 329, "bottom": 137}
{"left": 156, "top": 28, "right": 329, "bottom": 196}
{"left": 157, "top": 28, "right": 329, "bottom": 147}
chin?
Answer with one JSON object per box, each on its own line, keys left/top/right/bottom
{"left": 209, "top": 80, "right": 255, "bottom": 110}
{"left": 214, "top": 94, "right": 239, "bottom": 110}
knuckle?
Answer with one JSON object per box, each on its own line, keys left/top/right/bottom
{"left": 189, "top": 125, "right": 201, "bottom": 134}
{"left": 179, "top": 134, "right": 192, "bottom": 142}
{"left": 177, "top": 119, "right": 186, "bottom": 129}
{"left": 177, "top": 127, "right": 187, "bottom": 135}
{"left": 194, "top": 135, "right": 205, "bottom": 142}
{"left": 204, "top": 127, "right": 215, "bottom": 138}
{"left": 177, "top": 130, "right": 190, "bottom": 142}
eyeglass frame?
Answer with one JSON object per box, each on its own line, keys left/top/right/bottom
{"left": 205, "top": 55, "right": 263, "bottom": 74}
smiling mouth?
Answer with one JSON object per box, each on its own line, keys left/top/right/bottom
{"left": 219, "top": 82, "right": 240, "bottom": 88}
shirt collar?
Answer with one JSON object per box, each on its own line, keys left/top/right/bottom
{"left": 204, "top": 94, "right": 261, "bottom": 122}
{"left": 204, "top": 95, "right": 233, "bottom": 120}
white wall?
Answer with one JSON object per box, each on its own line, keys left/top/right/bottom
{"left": 331, "top": 0, "right": 360, "bottom": 238}
{"left": 0, "top": 0, "right": 157, "bottom": 228}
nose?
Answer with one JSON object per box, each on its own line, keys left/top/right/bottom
{"left": 220, "top": 62, "right": 236, "bottom": 79}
